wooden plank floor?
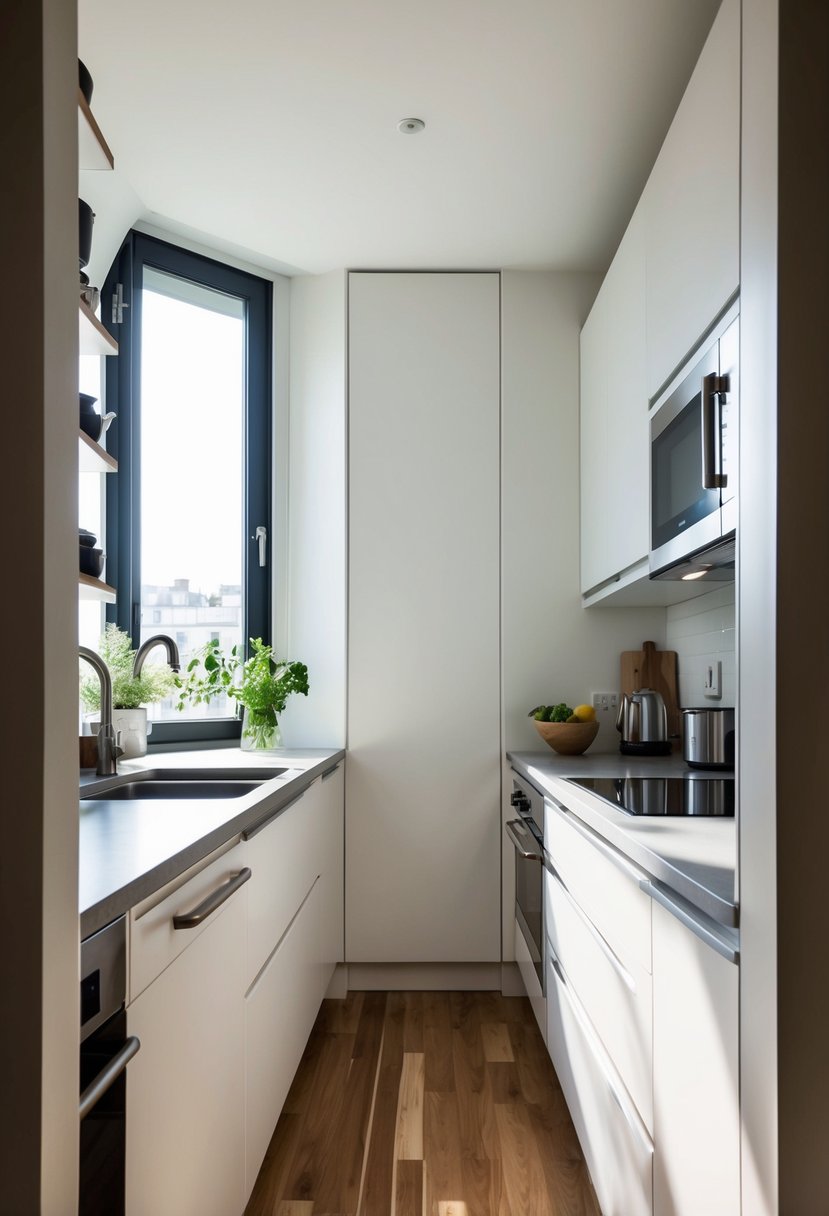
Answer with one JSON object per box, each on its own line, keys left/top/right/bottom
{"left": 245, "top": 992, "right": 600, "bottom": 1216}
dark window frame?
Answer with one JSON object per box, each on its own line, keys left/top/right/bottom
{"left": 103, "top": 232, "right": 272, "bottom": 743}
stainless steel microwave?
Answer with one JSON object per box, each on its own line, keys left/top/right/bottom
{"left": 649, "top": 304, "right": 738, "bottom": 581}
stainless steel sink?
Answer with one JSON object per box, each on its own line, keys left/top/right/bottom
{"left": 81, "top": 768, "right": 286, "bottom": 802}
{"left": 84, "top": 780, "right": 267, "bottom": 801}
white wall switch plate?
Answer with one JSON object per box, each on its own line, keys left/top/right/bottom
{"left": 703, "top": 660, "right": 722, "bottom": 699}
{"left": 592, "top": 691, "right": 619, "bottom": 714}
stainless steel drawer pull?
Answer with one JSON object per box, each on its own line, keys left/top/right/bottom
{"left": 79, "top": 1036, "right": 141, "bottom": 1120}
{"left": 172, "top": 867, "right": 252, "bottom": 929}
{"left": 321, "top": 763, "right": 341, "bottom": 781}
{"left": 242, "top": 792, "right": 305, "bottom": 840}
{"left": 646, "top": 880, "right": 739, "bottom": 964}
{"left": 505, "top": 819, "right": 543, "bottom": 861}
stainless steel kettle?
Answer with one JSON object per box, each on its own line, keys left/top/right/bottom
{"left": 616, "top": 689, "right": 671, "bottom": 756}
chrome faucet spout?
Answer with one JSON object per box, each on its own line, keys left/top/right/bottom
{"left": 79, "top": 646, "right": 122, "bottom": 776}
{"left": 133, "top": 634, "right": 181, "bottom": 677}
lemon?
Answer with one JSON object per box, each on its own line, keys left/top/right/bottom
{"left": 573, "top": 704, "right": 596, "bottom": 723}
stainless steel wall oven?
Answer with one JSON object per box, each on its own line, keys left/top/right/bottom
{"left": 506, "top": 772, "right": 546, "bottom": 998}
{"left": 79, "top": 916, "right": 140, "bottom": 1216}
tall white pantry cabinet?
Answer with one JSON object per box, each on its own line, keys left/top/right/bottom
{"left": 346, "top": 272, "right": 501, "bottom": 964}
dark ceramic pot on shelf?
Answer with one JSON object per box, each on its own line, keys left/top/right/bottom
{"left": 79, "top": 199, "right": 95, "bottom": 270}
{"left": 79, "top": 411, "right": 104, "bottom": 442}
{"left": 79, "top": 546, "right": 105, "bottom": 579}
{"left": 78, "top": 60, "right": 93, "bottom": 105}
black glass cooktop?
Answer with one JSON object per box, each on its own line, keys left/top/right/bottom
{"left": 567, "top": 776, "right": 734, "bottom": 818}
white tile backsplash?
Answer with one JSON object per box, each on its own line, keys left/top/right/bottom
{"left": 667, "top": 584, "right": 736, "bottom": 707}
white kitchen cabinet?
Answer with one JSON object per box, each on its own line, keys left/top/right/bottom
{"left": 579, "top": 281, "right": 610, "bottom": 594}
{"left": 245, "top": 878, "right": 323, "bottom": 1199}
{"left": 644, "top": 0, "right": 740, "bottom": 398}
{"left": 579, "top": 207, "right": 649, "bottom": 594}
{"left": 347, "top": 272, "right": 501, "bottom": 963}
{"left": 243, "top": 763, "right": 344, "bottom": 1196}
{"left": 245, "top": 779, "right": 321, "bottom": 986}
{"left": 318, "top": 761, "right": 344, "bottom": 979}
{"left": 652, "top": 897, "right": 740, "bottom": 1216}
{"left": 547, "top": 951, "right": 653, "bottom": 1216}
{"left": 543, "top": 792, "right": 740, "bottom": 1215}
{"left": 125, "top": 866, "right": 247, "bottom": 1216}
{"left": 545, "top": 863, "right": 653, "bottom": 1131}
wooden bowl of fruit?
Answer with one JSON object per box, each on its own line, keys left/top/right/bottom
{"left": 529, "top": 704, "right": 599, "bottom": 755}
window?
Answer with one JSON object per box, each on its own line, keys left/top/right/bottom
{"left": 104, "top": 233, "right": 272, "bottom": 741}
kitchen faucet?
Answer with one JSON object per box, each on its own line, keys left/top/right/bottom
{"left": 132, "top": 634, "right": 181, "bottom": 677}
{"left": 79, "top": 646, "right": 123, "bottom": 776}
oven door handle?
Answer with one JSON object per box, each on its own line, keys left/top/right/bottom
{"left": 79, "top": 1035, "right": 141, "bottom": 1121}
{"left": 505, "top": 819, "right": 543, "bottom": 861}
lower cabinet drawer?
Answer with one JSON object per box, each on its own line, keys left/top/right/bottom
{"left": 545, "top": 801, "right": 652, "bottom": 975}
{"left": 246, "top": 778, "right": 321, "bottom": 987}
{"left": 545, "top": 865, "right": 653, "bottom": 1130}
{"left": 546, "top": 951, "right": 653, "bottom": 1216}
{"left": 130, "top": 841, "right": 247, "bottom": 1002}
{"left": 126, "top": 887, "right": 246, "bottom": 1216}
{"left": 244, "top": 878, "right": 323, "bottom": 1200}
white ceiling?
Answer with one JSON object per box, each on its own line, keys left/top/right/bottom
{"left": 79, "top": 0, "right": 720, "bottom": 277}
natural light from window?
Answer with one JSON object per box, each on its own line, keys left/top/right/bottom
{"left": 140, "top": 267, "right": 245, "bottom": 721}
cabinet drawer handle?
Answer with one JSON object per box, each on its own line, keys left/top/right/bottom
{"left": 242, "top": 792, "right": 304, "bottom": 840}
{"left": 321, "top": 763, "right": 341, "bottom": 781}
{"left": 79, "top": 1036, "right": 141, "bottom": 1120}
{"left": 505, "top": 819, "right": 543, "bottom": 861}
{"left": 646, "top": 880, "right": 739, "bottom": 964}
{"left": 172, "top": 867, "right": 252, "bottom": 930}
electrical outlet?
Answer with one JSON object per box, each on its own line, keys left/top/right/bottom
{"left": 703, "top": 661, "right": 722, "bottom": 699}
{"left": 592, "top": 692, "right": 619, "bottom": 714}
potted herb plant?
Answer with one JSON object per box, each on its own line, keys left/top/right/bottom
{"left": 177, "top": 637, "right": 309, "bottom": 751}
{"left": 79, "top": 623, "right": 178, "bottom": 758}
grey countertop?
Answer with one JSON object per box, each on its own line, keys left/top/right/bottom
{"left": 79, "top": 747, "right": 344, "bottom": 938}
{"left": 508, "top": 750, "right": 738, "bottom": 929}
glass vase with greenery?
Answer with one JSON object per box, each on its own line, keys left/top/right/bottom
{"left": 176, "top": 637, "right": 309, "bottom": 750}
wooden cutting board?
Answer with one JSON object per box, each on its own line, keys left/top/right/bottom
{"left": 620, "top": 640, "right": 681, "bottom": 747}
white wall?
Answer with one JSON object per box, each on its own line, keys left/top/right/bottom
{"left": 666, "top": 584, "right": 736, "bottom": 708}
{"left": 500, "top": 270, "right": 668, "bottom": 757}
{"left": 280, "top": 270, "right": 347, "bottom": 747}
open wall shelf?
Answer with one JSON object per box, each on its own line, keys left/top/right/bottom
{"left": 79, "top": 298, "right": 118, "bottom": 356}
{"left": 79, "top": 430, "right": 117, "bottom": 473}
{"left": 78, "top": 91, "right": 114, "bottom": 171}
{"left": 78, "top": 573, "right": 116, "bottom": 603}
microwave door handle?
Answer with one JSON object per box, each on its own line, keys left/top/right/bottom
{"left": 701, "top": 372, "right": 725, "bottom": 490}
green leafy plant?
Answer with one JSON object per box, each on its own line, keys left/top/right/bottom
{"left": 528, "top": 702, "right": 574, "bottom": 723}
{"left": 176, "top": 637, "right": 309, "bottom": 749}
{"left": 79, "top": 623, "right": 178, "bottom": 712}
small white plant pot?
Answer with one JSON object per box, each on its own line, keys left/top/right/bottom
{"left": 91, "top": 708, "right": 153, "bottom": 758}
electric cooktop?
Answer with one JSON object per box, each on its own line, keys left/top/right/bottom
{"left": 567, "top": 775, "right": 734, "bottom": 818}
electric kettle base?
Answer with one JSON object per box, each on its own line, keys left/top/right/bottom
{"left": 620, "top": 740, "right": 673, "bottom": 757}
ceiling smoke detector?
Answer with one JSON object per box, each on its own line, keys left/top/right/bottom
{"left": 397, "top": 117, "right": 425, "bottom": 135}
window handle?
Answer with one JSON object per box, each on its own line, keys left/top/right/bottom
{"left": 254, "top": 525, "right": 267, "bottom": 568}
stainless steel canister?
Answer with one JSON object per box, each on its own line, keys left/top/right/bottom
{"left": 682, "top": 707, "right": 735, "bottom": 770}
